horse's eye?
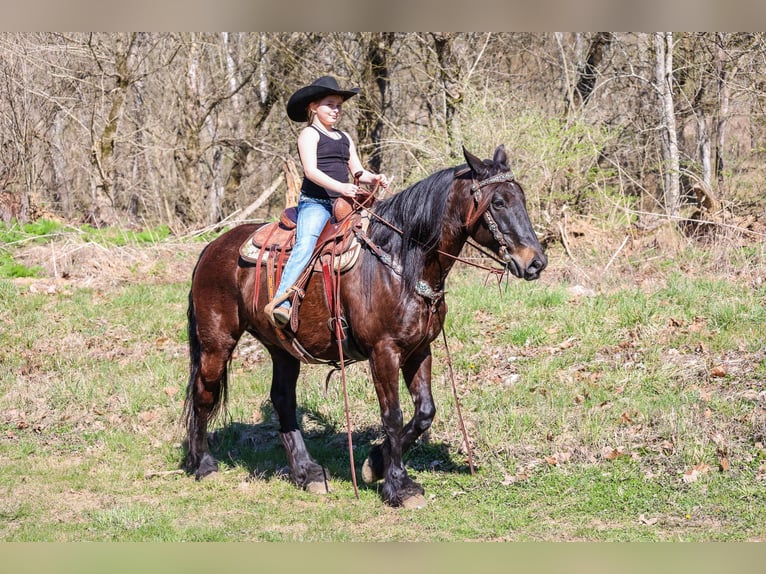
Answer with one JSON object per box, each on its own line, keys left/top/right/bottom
{"left": 492, "top": 199, "right": 505, "bottom": 209}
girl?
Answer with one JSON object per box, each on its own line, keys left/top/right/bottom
{"left": 265, "top": 76, "right": 388, "bottom": 328}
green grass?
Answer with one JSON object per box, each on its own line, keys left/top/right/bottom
{"left": 0, "top": 233, "right": 765, "bottom": 541}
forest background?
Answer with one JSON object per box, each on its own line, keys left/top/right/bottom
{"left": 1, "top": 31, "right": 764, "bottom": 242}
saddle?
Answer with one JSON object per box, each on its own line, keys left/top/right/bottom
{"left": 239, "top": 190, "right": 376, "bottom": 344}
{"left": 240, "top": 190, "right": 374, "bottom": 268}
{"left": 239, "top": 201, "right": 363, "bottom": 273}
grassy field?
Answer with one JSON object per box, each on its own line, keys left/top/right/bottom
{"left": 1, "top": 221, "right": 765, "bottom": 541}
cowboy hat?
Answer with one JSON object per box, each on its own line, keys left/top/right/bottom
{"left": 286, "top": 76, "right": 360, "bottom": 122}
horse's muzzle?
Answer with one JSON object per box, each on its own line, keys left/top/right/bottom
{"left": 507, "top": 248, "right": 547, "bottom": 281}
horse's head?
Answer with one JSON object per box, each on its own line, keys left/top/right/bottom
{"left": 462, "top": 145, "right": 547, "bottom": 280}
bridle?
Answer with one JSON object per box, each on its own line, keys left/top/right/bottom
{"left": 462, "top": 169, "right": 518, "bottom": 265}
{"left": 354, "top": 168, "right": 520, "bottom": 289}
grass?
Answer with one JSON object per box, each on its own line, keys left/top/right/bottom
{"left": 0, "top": 226, "right": 765, "bottom": 541}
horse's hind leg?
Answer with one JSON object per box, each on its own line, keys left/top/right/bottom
{"left": 269, "top": 347, "right": 331, "bottom": 494}
{"left": 185, "top": 346, "right": 235, "bottom": 479}
{"left": 184, "top": 293, "right": 239, "bottom": 479}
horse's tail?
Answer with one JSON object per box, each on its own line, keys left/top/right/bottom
{"left": 182, "top": 251, "right": 229, "bottom": 437}
{"left": 183, "top": 283, "right": 201, "bottom": 429}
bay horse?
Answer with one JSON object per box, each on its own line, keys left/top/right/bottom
{"left": 183, "top": 145, "right": 547, "bottom": 508}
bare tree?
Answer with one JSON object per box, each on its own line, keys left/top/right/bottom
{"left": 356, "top": 32, "right": 395, "bottom": 174}
{"left": 1, "top": 32, "right": 764, "bottom": 232}
{"left": 654, "top": 32, "right": 681, "bottom": 217}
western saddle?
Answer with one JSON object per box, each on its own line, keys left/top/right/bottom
{"left": 239, "top": 188, "right": 376, "bottom": 361}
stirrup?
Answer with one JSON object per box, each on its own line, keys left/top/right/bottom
{"left": 271, "top": 305, "right": 291, "bottom": 328}
{"left": 264, "top": 288, "right": 296, "bottom": 328}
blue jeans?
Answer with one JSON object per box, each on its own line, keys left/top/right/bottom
{"left": 273, "top": 195, "right": 333, "bottom": 309}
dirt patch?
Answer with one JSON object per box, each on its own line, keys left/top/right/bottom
{"left": 14, "top": 240, "right": 204, "bottom": 291}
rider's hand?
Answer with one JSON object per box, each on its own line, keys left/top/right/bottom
{"left": 374, "top": 174, "right": 389, "bottom": 189}
{"left": 338, "top": 183, "right": 359, "bottom": 197}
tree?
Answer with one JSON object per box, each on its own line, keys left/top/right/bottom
{"left": 654, "top": 32, "right": 681, "bottom": 217}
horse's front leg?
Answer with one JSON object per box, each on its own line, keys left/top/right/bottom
{"left": 363, "top": 348, "right": 435, "bottom": 500}
{"left": 368, "top": 348, "right": 428, "bottom": 508}
{"left": 268, "top": 347, "right": 331, "bottom": 494}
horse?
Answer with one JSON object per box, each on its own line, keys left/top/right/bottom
{"left": 183, "top": 144, "right": 547, "bottom": 508}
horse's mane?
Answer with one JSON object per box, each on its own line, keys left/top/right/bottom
{"left": 361, "top": 166, "right": 464, "bottom": 295}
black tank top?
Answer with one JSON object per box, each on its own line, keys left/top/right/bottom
{"left": 301, "top": 126, "right": 350, "bottom": 200}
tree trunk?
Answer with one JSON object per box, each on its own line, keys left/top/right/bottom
{"left": 654, "top": 32, "right": 681, "bottom": 217}
{"left": 715, "top": 32, "right": 733, "bottom": 196}
{"left": 432, "top": 33, "right": 461, "bottom": 157}
{"left": 695, "top": 106, "right": 712, "bottom": 192}
{"left": 88, "top": 32, "right": 138, "bottom": 226}
{"left": 575, "top": 32, "right": 611, "bottom": 105}
{"left": 357, "top": 33, "right": 393, "bottom": 174}
{"left": 50, "top": 110, "right": 71, "bottom": 217}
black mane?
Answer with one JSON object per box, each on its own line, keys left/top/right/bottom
{"left": 361, "top": 166, "right": 462, "bottom": 295}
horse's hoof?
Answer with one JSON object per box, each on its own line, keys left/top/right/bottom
{"left": 194, "top": 454, "right": 219, "bottom": 480}
{"left": 400, "top": 493, "right": 428, "bottom": 510}
{"left": 305, "top": 480, "right": 332, "bottom": 495}
{"left": 361, "top": 457, "right": 382, "bottom": 484}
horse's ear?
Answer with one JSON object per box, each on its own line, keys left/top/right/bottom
{"left": 493, "top": 144, "right": 508, "bottom": 167}
{"left": 463, "top": 146, "right": 487, "bottom": 178}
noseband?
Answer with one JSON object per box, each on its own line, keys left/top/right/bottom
{"left": 463, "top": 170, "right": 517, "bottom": 263}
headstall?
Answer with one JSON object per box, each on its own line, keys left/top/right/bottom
{"left": 464, "top": 171, "right": 517, "bottom": 263}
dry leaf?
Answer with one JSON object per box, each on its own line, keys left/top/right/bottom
{"left": 682, "top": 468, "right": 700, "bottom": 483}
{"left": 688, "top": 316, "right": 707, "bottom": 332}
{"left": 600, "top": 446, "right": 625, "bottom": 461}
{"left": 682, "top": 462, "right": 711, "bottom": 483}
{"left": 501, "top": 473, "right": 516, "bottom": 485}
{"left": 710, "top": 365, "right": 727, "bottom": 378}
{"left": 557, "top": 337, "right": 576, "bottom": 350}
{"left": 639, "top": 514, "right": 659, "bottom": 526}
{"left": 163, "top": 387, "right": 178, "bottom": 398}
{"left": 554, "top": 451, "right": 572, "bottom": 464}
{"left": 138, "top": 411, "right": 158, "bottom": 423}
{"left": 544, "top": 456, "right": 558, "bottom": 466}
{"left": 719, "top": 457, "right": 730, "bottom": 472}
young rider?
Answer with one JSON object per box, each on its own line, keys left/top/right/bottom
{"left": 264, "top": 75, "right": 388, "bottom": 328}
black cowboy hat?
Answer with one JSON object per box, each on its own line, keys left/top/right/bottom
{"left": 286, "top": 76, "right": 360, "bottom": 122}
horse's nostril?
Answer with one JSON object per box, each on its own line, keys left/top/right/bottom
{"left": 524, "top": 255, "right": 547, "bottom": 280}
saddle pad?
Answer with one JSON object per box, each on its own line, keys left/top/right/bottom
{"left": 239, "top": 220, "right": 295, "bottom": 263}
